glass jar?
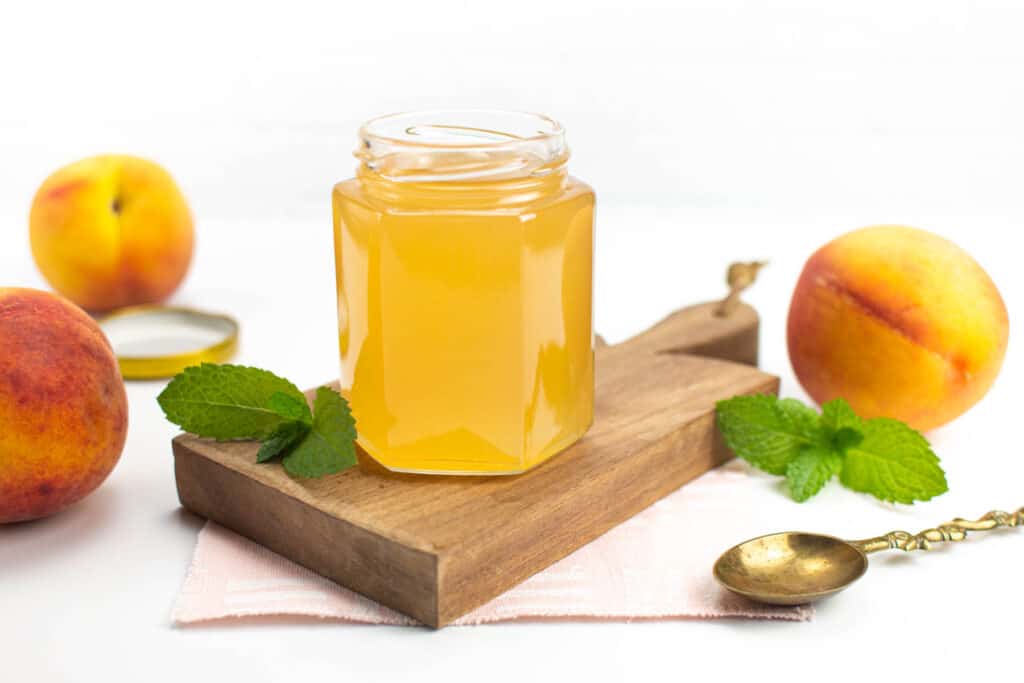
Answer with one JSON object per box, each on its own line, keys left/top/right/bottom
{"left": 332, "top": 110, "right": 595, "bottom": 474}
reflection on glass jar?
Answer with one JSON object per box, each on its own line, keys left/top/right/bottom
{"left": 332, "top": 110, "right": 595, "bottom": 474}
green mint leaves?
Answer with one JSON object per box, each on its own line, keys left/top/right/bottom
{"left": 716, "top": 395, "right": 948, "bottom": 504}
{"left": 838, "top": 419, "right": 949, "bottom": 504}
{"left": 280, "top": 387, "right": 358, "bottom": 478}
{"left": 158, "top": 364, "right": 357, "bottom": 479}
{"left": 155, "top": 364, "right": 309, "bottom": 440}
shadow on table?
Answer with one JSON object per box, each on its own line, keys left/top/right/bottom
{"left": 0, "top": 486, "right": 119, "bottom": 576}
{"left": 169, "top": 505, "right": 205, "bottom": 533}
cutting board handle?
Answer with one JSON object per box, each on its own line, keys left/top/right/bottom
{"left": 599, "top": 300, "right": 760, "bottom": 367}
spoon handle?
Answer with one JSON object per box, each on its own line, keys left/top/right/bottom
{"left": 851, "top": 507, "right": 1024, "bottom": 554}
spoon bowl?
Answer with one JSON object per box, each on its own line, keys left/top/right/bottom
{"left": 713, "top": 532, "right": 869, "bottom": 605}
{"left": 714, "top": 508, "right": 1021, "bottom": 606}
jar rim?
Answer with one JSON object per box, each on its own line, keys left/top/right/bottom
{"left": 356, "top": 110, "right": 569, "bottom": 182}
{"left": 359, "top": 109, "right": 565, "bottom": 150}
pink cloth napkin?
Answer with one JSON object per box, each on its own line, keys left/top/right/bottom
{"left": 172, "top": 464, "right": 813, "bottom": 625}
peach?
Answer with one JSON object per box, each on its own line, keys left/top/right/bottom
{"left": 30, "top": 155, "right": 193, "bottom": 312}
{"left": 0, "top": 288, "right": 128, "bottom": 523}
{"left": 787, "top": 225, "right": 1008, "bottom": 431}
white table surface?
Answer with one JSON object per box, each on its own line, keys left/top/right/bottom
{"left": 2, "top": 208, "right": 1020, "bottom": 682}
{"left": 3, "top": 1, "right": 1023, "bottom": 680}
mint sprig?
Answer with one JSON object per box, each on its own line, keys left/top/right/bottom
{"left": 158, "top": 363, "right": 358, "bottom": 479}
{"left": 256, "top": 421, "right": 308, "bottom": 463}
{"left": 716, "top": 395, "right": 948, "bottom": 503}
{"left": 280, "top": 387, "right": 358, "bottom": 478}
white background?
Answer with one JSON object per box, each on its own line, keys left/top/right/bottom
{"left": 2, "top": 1, "right": 1022, "bottom": 681}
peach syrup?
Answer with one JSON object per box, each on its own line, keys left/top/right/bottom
{"left": 331, "top": 111, "right": 595, "bottom": 474}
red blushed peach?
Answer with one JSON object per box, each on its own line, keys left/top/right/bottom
{"left": 29, "top": 155, "right": 193, "bottom": 312}
{"left": 0, "top": 288, "right": 128, "bottom": 523}
{"left": 787, "top": 225, "right": 1009, "bottom": 431}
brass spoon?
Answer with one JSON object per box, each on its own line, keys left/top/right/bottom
{"left": 714, "top": 507, "right": 1022, "bottom": 606}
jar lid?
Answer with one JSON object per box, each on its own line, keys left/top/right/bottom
{"left": 97, "top": 306, "right": 239, "bottom": 380}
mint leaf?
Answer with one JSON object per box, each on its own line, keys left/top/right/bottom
{"left": 786, "top": 447, "right": 843, "bottom": 502}
{"left": 832, "top": 427, "right": 863, "bottom": 452}
{"left": 269, "top": 391, "right": 313, "bottom": 425}
{"left": 840, "top": 418, "right": 949, "bottom": 504}
{"left": 821, "top": 398, "right": 862, "bottom": 432}
{"left": 256, "top": 421, "right": 309, "bottom": 463}
{"left": 819, "top": 398, "right": 864, "bottom": 452}
{"left": 716, "top": 395, "right": 825, "bottom": 475}
{"left": 281, "top": 387, "right": 358, "bottom": 478}
{"left": 157, "top": 364, "right": 311, "bottom": 440}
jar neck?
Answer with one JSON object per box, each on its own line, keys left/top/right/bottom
{"left": 355, "top": 160, "right": 569, "bottom": 208}
{"left": 353, "top": 110, "right": 570, "bottom": 207}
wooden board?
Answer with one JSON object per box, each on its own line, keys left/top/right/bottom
{"left": 173, "top": 302, "right": 778, "bottom": 627}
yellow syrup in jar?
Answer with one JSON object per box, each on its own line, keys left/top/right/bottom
{"left": 331, "top": 112, "right": 594, "bottom": 474}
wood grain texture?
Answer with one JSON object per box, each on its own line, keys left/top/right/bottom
{"left": 173, "top": 301, "right": 777, "bottom": 627}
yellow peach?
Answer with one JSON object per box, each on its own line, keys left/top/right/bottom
{"left": 30, "top": 155, "right": 193, "bottom": 312}
{"left": 787, "top": 225, "right": 1008, "bottom": 431}
{"left": 0, "top": 288, "right": 128, "bottom": 523}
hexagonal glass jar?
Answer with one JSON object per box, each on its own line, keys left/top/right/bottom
{"left": 331, "top": 110, "right": 595, "bottom": 474}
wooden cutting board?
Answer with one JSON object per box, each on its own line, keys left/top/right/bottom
{"left": 173, "top": 301, "right": 778, "bottom": 627}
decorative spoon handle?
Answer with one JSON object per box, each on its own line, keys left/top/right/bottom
{"left": 851, "top": 507, "right": 1024, "bottom": 554}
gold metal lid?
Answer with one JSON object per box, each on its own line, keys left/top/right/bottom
{"left": 98, "top": 306, "right": 239, "bottom": 380}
